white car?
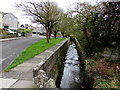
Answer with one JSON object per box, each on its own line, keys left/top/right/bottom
{"left": 6, "top": 29, "right": 16, "bottom": 34}
{"left": 6, "top": 29, "right": 21, "bottom": 36}
{"left": 17, "top": 33, "right": 21, "bottom": 37}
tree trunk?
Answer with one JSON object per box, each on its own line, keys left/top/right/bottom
{"left": 46, "top": 31, "right": 49, "bottom": 43}
{"left": 54, "top": 31, "right": 57, "bottom": 38}
{"left": 118, "top": 47, "right": 120, "bottom": 61}
{"left": 109, "top": 48, "right": 113, "bottom": 59}
{"left": 83, "top": 27, "right": 90, "bottom": 46}
{"left": 48, "top": 29, "right": 52, "bottom": 39}
{"left": 61, "top": 32, "right": 65, "bottom": 38}
{"left": 118, "top": 52, "right": 120, "bottom": 61}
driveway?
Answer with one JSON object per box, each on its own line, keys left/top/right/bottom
{"left": 0, "top": 34, "right": 45, "bottom": 72}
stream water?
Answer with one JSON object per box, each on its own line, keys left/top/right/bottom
{"left": 60, "top": 43, "right": 82, "bottom": 88}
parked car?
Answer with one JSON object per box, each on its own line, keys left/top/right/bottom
{"left": 6, "top": 29, "right": 16, "bottom": 34}
{"left": 18, "top": 33, "right": 21, "bottom": 37}
{"left": 6, "top": 29, "right": 21, "bottom": 36}
{"left": 51, "top": 34, "right": 55, "bottom": 37}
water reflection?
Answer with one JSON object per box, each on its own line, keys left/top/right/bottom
{"left": 60, "top": 43, "right": 81, "bottom": 88}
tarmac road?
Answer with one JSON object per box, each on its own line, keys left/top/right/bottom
{"left": 0, "top": 34, "right": 45, "bottom": 72}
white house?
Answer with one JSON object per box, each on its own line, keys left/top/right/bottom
{"left": 3, "top": 13, "right": 18, "bottom": 30}
{"left": 0, "top": 12, "right": 3, "bottom": 29}
{"left": 19, "top": 24, "right": 34, "bottom": 30}
{"left": 32, "top": 27, "right": 46, "bottom": 34}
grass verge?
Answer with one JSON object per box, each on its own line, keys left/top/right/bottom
{"left": 4, "top": 38, "right": 65, "bottom": 72}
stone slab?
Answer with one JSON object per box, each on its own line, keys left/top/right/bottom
{"left": 18, "top": 72, "right": 33, "bottom": 80}
{"left": 45, "top": 50, "right": 54, "bottom": 54}
{"left": 17, "top": 63, "right": 35, "bottom": 68}
{"left": 47, "top": 45, "right": 60, "bottom": 52}
{"left": 34, "top": 55, "right": 45, "bottom": 59}
{"left": 11, "top": 66, "right": 32, "bottom": 73}
{"left": 2, "top": 71, "right": 22, "bottom": 79}
{"left": 27, "top": 68, "right": 34, "bottom": 73}
{"left": 25, "top": 57, "right": 44, "bottom": 64}
{"left": 39, "top": 52, "right": 53, "bottom": 58}
{"left": 10, "top": 80, "right": 36, "bottom": 88}
{"left": 0, "top": 78, "right": 18, "bottom": 88}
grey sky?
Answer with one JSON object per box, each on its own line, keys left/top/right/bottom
{"left": 0, "top": 0, "right": 96, "bottom": 26}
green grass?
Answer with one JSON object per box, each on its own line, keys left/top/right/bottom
{"left": 4, "top": 38, "right": 65, "bottom": 72}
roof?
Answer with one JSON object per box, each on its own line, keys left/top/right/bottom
{"left": 0, "top": 12, "right": 3, "bottom": 14}
{"left": 3, "top": 13, "right": 18, "bottom": 19}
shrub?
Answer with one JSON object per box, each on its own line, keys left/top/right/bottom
{"left": 2, "top": 33, "right": 18, "bottom": 39}
{"left": 18, "top": 29, "right": 32, "bottom": 33}
{"left": 18, "top": 29, "right": 32, "bottom": 36}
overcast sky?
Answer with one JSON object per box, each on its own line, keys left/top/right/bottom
{"left": 0, "top": 0, "right": 96, "bottom": 26}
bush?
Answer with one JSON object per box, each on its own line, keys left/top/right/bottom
{"left": 0, "top": 29, "right": 7, "bottom": 34}
{"left": 2, "top": 33, "right": 18, "bottom": 39}
{"left": 0, "top": 29, "right": 3, "bottom": 34}
{"left": 18, "top": 29, "right": 32, "bottom": 33}
{"left": 18, "top": 29, "right": 32, "bottom": 36}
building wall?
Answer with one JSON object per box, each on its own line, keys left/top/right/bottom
{"left": 3, "top": 13, "right": 18, "bottom": 30}
{"left": 0, "top": 12, "right": 3, "bottom": 29}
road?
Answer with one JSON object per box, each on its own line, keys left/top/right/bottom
{"left": 0, "top": 34, "right": 45, "bottom": 71}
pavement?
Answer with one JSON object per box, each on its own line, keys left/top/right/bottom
{"left": 0, "top": 37, "right": 25, "bottom": 42}
{"left": 0, "top": 34, "right": 46, "bottom": 42}
{"left": 0, "top": 54, "right": 45, "bottom": 88}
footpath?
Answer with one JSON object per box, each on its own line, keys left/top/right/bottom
{"left": 0, "top": 37, "right": 25, "bottom": 42}
{"left": 0, "top": 53, "right": 45, "bottom": 88}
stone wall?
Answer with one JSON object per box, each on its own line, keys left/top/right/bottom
{"left": 21, "top": 33, "right": 32, "bottom": 37}
{"left": 25, "top": 33, "right": 32, "bottom": 37}
{"left": 74, "top": 38, "right": 85, "bottom": 59}
{"left": 33, "top": 38, "right": 70, "bottom": 88}
{"left": 1, "top": 34, "right": 18, "bottom": 39}
{"left": 74, "top": 37, "right": 86, "bottom": 71}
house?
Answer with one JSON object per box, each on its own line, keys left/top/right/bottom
{"left": 19, "top": 24, "right": 25, "bottom": 29}
{"left": 25, "top": 24, "right": 29, "bottom": 29}
{"left": 19, "top": 24, "right": 34, "bottom": 30}
{"left": 32, "top": 27, "right": 46, "bottom": 34}
{"left": 0, "top": 12, "right": 3, "bottom": 29}
{"left": 3, "top": 13, "right": 18, "bottom": 31}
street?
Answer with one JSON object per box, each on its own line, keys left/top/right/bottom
{"left": 0, "top": 34, "right": 45, "bottom": 71}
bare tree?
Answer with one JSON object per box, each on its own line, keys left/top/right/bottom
{"left": 16, "top": 1, "right": 62, "bottom": 43}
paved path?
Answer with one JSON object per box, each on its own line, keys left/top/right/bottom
{"left": 0, "top": 35, "right": 45, "bottom": 71}
{"left": 0, "top": 53, "right": 45, "bottom": 88}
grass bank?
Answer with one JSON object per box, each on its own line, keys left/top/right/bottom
{"left": 4, "top": 38, "right": 65, "bottom": 72}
